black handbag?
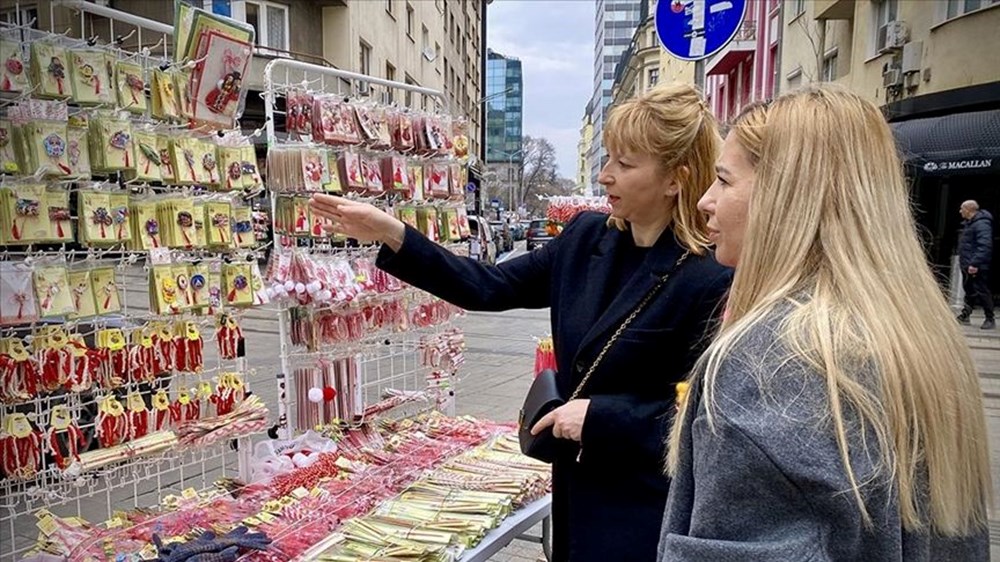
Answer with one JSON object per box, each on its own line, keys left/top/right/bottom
{"left": 518, "top": 251, "right": 690, "bottom": 462}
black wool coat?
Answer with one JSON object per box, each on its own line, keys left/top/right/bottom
{"left": 376, "top": 211, "right": 732, "bottom": 561}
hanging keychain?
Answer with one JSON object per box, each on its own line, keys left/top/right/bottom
{"left": 174, "top": 321, "right": 204, "bottom": 373}
{"left": 96, "top": 395, "right": 127, "bottom": 447}
{"left": 38, "top": 328, "right": 72, "bottom": 393}
{"left": 1, "top": 413, "right": 42, "bottom": 480}
{"left": 170, "top": 388, "right": 197, "bottom": 425}
{"left": 126, "top": 391, "right": 149, "bottom": 440}
{"left": 152, "top": 389, "right": 171, "bottom": 431}
{"left": 215, "top": 314, "right": 244, "bottom": 360}
{"left": 1, "top": 338, "right": 38, "bottom": 402}
{"left": 65, "top": 333, "right": 99, "bottom": 392}
{"left": 47, "top": 405, "right": 84, "bottom": 470}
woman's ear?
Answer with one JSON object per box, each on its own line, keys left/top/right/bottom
{"left": 665, "top": 166, "right": 688, "bottom": 197}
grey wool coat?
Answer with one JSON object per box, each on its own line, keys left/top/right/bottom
{"left": 657, "top": 306, "right": 990, "bottom": 562}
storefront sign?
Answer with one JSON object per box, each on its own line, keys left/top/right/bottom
{"left": 922, "top": 159, "right": 995, "bottom": 173}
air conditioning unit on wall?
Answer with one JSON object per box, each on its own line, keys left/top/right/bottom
{"left": 883, "top": 67, "right": 903, "bottom": 88}
{"left": 879, "top": 20, "right": 909, "bottom": 52}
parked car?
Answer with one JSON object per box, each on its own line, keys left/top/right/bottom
{"left": 467, "top": 215, "right": 497, "bottom": 264}
{"left": 526, "top": 219, "right": 557, "bottom": 251}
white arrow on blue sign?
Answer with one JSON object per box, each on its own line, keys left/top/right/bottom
{"left": 656, "top": 0, "right": 748, "bottom": 62}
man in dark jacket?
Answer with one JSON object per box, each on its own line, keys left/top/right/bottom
{"left": 957, "top": 200, "right": 994, "bottom": 329}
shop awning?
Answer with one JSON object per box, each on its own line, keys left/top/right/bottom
{"left": 891, "top": 108, "right": 1000, "bottom": 176}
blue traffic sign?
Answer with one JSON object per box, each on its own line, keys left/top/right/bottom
{"left": 656, "top": 0, "right": 748, "bottom": 62}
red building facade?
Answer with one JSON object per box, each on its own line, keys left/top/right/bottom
{"left": 704, "top": 0, "right": 781, "bottom": 122}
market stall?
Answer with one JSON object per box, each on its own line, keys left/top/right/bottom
{"left": 0, "top": 3, "right": 551, "bottom": 561}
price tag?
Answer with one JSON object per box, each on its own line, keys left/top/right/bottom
{"left": 291, "top": 487, "right": 309, "bottom": 499}
{"left": 139, "top": 544, "right": 159, "bottom": 560}
{"left": 257, "top": 512, "right": 276, "bottom": 524}
{"left": 242, "top": 516, "right": 262, "bottom": 527}
{"left": 181, "top": 487, "right": 199, "bottom": 500}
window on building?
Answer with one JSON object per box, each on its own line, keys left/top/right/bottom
{"left": 385, "top": 62, "right": 396, "bottom": 102}
{"left": 386, "top": 0, "right": 394, "bottom": 16}
{"left": 405, "top": 4, "right": 414, "bottom": 38}
{"left": 246, "top": 1, "right": 290, "bottom": 54}
{"left": 821, "top": 49, "right": 838, "bottom": 82}
{"left": 872, "top": 0, "right": 898, "bottom": 54}
{"left": 786, "top": 67, "right": 803, "bottom": 89}
{"left": 359, "top": 40, "right": 372, "bottom": 93}
{"left": 422, "top": 24, "right": 430, "bottom": 50}
{"left": 435, "top": 43, "right": 442, "bottom": 73}
{"left": 435, "top": 0, "right": 444, "bottom": 13}
{"left": 404, "top": 74, "right": 418, "bottom": 107}
{"left": 791, "top": 0, "right": 806, "bottom": 17}
{"left": 944, "top": 0, "right": 996, "bottom": 20}
{"left": 648, "top": 68, "right": 659, "bottom": 89}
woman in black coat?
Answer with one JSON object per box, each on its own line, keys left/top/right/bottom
{"left": 310, "top": 83, "right": 732, "bottom": 561}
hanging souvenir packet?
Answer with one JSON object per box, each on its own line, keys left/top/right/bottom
{"left": 91, "top": 266, "right": 121, "bottom": 315}
{"left": 395, "top": 204, "right": 418, "bottom": 231}
{"left": 88, "top": 114, "right": 134, "bottom": 173}
{"left": 408, "top": 164, "right": 424, "bottom": 200}
{"left": 313, "top": 95, "right": 361, "bottom": 145}
{"left": 1, "top": 413, "right": 43, "bottom": 480}
{"left": 174, "top": 67, "right": 196, "bottom": 121}
{"left": 192, "top": 199, "right": 208, "bottom": 247}
{"left": 66, "top": 269, "right": 97, "bottom": 320}
{"left": 416, "top": 206, "right": 439, "bottom": 243}
{"left": 68, "top": 49, "right": 115, "bottom": 106}
{"left": 425, "top": 163, "right": 450, "bottom": 199}
{"left": 125, "top": 129, "right": 163, "bottom": 183}
{"left": 172, "top": 137, "right": 217, "bottom": 186}
{"left": 339, "top": 151, "right": 365, "bottom": 193}
{"left": 33, "top": 262, "right": 75, "bottom": 318}
{"left": 47, "top": 406, "right": 85, "bottom": 470}
{"left": 217, "top": 145, "right": 244, "bottom": 191}
{"left": 231, "top": 205, "right": 255, "bottom": 248}
{"left": 240, "top": 145, "right": 262, "bottom": 191}
{"left": 355, "top": 104, "right": 392, "bottom": 150}
{"left": 382, "top": 156, "right": 409, "bottom": 193}
{"left": 223, "top": 262, "right": 253, "bottom": 307}
{"left": 0, "top": 119, "right": 18, "bottom": 174}
{"left": 449, "top": 162, "right": 465, "bottom": 200}
{"left": 204, "top": 200, "right": 233, "bottom": 247}
{"left": 456, "top": 205, "right": 471, "bottom": 239}
{"left": 66, "top": 117, "right": 92, "bottom": 178}
{"left": 176, "top": 3, "right": 255, "bottom": 64}
{"left": 439, "top": 206, "right": 461, "bottom": 243}
{"left": 157, "top": 197, "right": 198, "bottom": 248}
{"left": 150, "top": 264, "right": 192, "bottom": 315}
{"left": 0, "top": 39, "right": 28, "bottom": 93}
{"left": 109, "top": 192, "right": 132, "bottom": 243}
{"left": 286, "top": 89, "right": 314, "bottom": 139}
{"left": 0, "top": 183, "right": 49, "bottom": 244}
{"left": 0, "top": 262, "right": 38, "bottom": 326}
{"left": 157, "top": 134, "right": 176, "bottom": 183}
{"left": 190, "top": 31, "right": 251, "bottom": 129}
{"left": 390, "top": 109, "right": 415, "bottom": 152}
{"left": 189, "top": 261, "right": 221, "bottom": 312}
{"left": 452, "top": 118, "right": 470, "bottom": 161}
{"left": 115, "top": 61, "right": 147, "bottom": 114}
{"left": 30, "top": 42, "right": 69, "bottom": 99}
{"left": 129, "top": 198, "right": 161, "bottom": 250}
{"left": 360, "top": 155, "right": 384, "bottom": 194}
{"left": 77, "top": 190, "right": 115, "bottom": 246}
{"left": 25, "top": 120, "right": 71, "bottom": 177}
{"left": 151, "top": 68, "right": 182, "bottom": 121}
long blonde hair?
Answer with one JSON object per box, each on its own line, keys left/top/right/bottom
{"left": 668, "top": 85, "right": 992, "bottom": 535}
{"left": 602, "top": 82, "right": 720, "bottom": 254}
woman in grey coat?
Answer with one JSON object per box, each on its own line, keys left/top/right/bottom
{"left": 658, "top": 86, "right": 992, "bottom": 561}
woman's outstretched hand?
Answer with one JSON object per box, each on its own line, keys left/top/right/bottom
{"left": 309, "top": 194, "right": 407, "bottom": 251}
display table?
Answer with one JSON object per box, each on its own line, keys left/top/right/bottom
{"left": 461, "top": 494, "right": 552, "bottom": 562}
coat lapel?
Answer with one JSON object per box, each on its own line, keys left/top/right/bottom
{"left": 571, "top": 228, "right": 683, "bottom": 378}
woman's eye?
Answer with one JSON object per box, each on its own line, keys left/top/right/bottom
{"left": 717, "top": 176, "right": 729, "bottom": 186}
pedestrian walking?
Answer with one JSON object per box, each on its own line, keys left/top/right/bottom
{"left": 311, "top": 82, "right": 732, "bottom": 562}
{"left": 658, "top": 86, "right": 991, "bottom": 561}
{"left": 957, "top": 200, "right": 994, "bottom": 329}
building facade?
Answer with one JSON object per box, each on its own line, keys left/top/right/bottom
{"left": 484, "top": 49, "right": 524, "bottom": 200}
{"left": 703, "top": 0, "right": 782, "bottom": 122}
{"left": 793, "top": 0, "right": 1000, "bottom": 298}
{"left": 578, "top": 104, "right": 594, "bottom": 195}
{"left": 588, "top": 0, "right": 644, "bottom": 193}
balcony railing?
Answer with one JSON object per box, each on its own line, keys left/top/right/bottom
{"left": 734, "top": 20, "right": 757, "bottom": 42}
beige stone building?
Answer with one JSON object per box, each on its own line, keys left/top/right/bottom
{"left": 779, "top": 0, "right": 1000, "bottom": 308}
{"left": 577, "top": 108, "right": 594, "bottom": 195}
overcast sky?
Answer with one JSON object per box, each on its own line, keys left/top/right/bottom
{"left": 487, "top": 0, "right": 594, "bottom": 179}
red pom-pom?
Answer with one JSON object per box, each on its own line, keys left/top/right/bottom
{"left": 323, "top": 386, "right": 337, "bottom": 402}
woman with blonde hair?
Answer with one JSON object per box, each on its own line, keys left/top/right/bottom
{"left": 310, "top": 82, "right": 732, "bottom": 561}
{"left": 658, "top": 85, "right": 991, "bottom": 560}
